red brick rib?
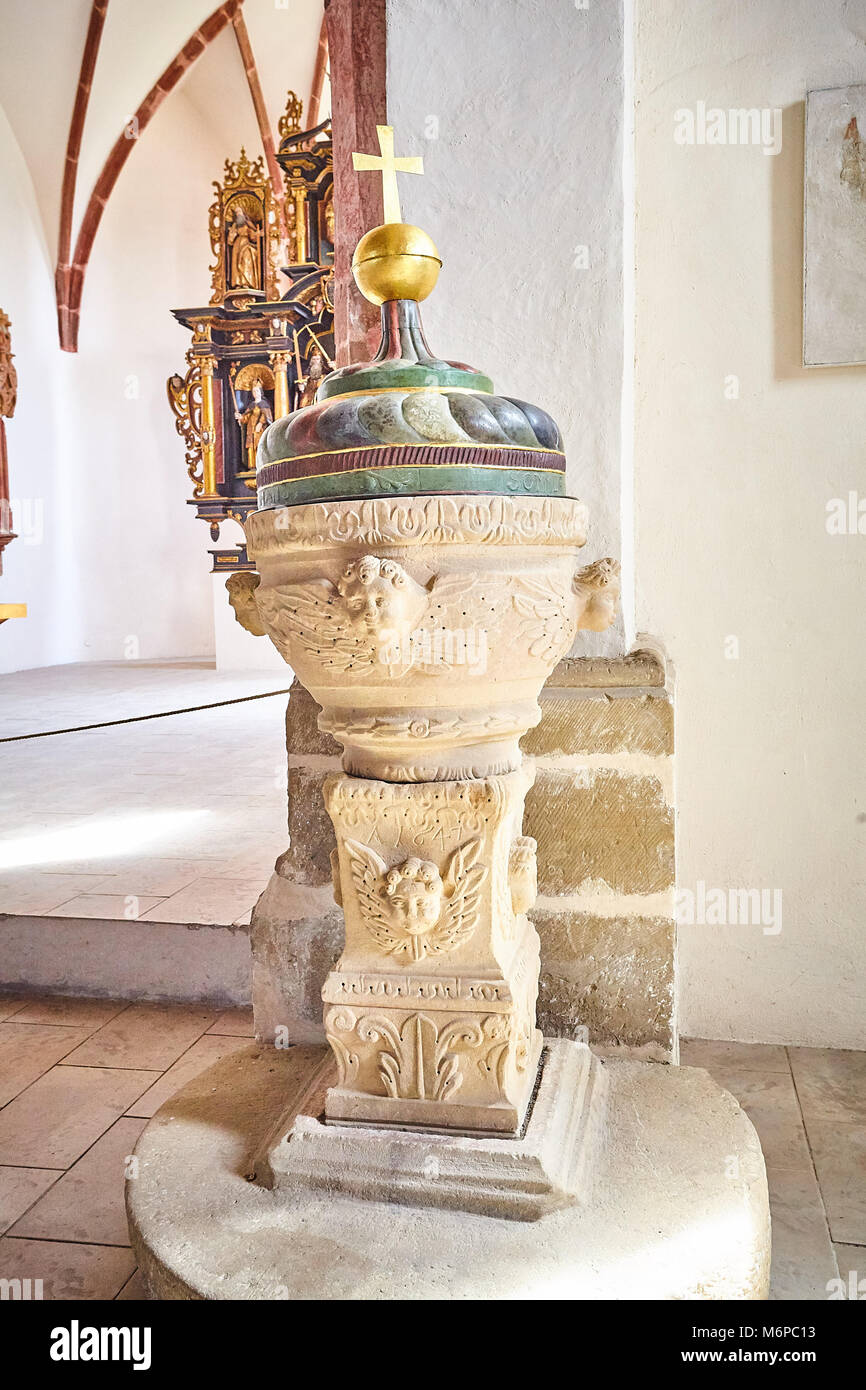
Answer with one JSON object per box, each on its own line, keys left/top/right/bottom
{"left": 55, "top": 0, "right": 110, "bottom": 349}
{"left": 308, "top": 13, "right": 329, "bottom": 129}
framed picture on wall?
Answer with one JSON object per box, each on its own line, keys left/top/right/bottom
{"left": 803, "top": 84, "right": 866, "bottom": 367}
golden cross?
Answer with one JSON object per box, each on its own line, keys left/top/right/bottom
{"left": 352, "top": 126, "right": 424, "bottom": 225}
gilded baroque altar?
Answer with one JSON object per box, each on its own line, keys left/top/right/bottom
{"left": 166, "top": 94, "right": 336, "bottom": 577}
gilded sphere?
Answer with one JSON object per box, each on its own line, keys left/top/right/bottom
{"left": 351, "top": 223, "right": 442, "bottom": 304}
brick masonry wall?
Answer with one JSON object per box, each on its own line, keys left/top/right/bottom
{"left": 251, "top": 654, "right": 676, "bottom": 1059}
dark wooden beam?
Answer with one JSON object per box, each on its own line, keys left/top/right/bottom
{"left": 324, "top": 0, "right": 386, "bottom": 364}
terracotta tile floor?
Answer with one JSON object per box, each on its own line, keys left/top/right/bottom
{"left": 0, "top": 995, "right": 255, "bottom": 1298}
{"left": 0, "top": 1003, "right": 861, "bottom": 1300}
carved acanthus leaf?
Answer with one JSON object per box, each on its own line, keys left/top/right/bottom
{"left": 511, "top": 574, "right": 577, "bottom": 664}
{"left": 255, "top": 579, "right": 379, "bottom": 672}
{"left": 166, "top": 352, "right": 204, "bottom": 497}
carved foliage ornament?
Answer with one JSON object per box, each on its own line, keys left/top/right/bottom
{"left": 327, "top": 776, "right": 505, "bottom": 853}
{"left": 326, "top": 1008, "right": 524, "bottom": 1104}
{"left": 344, "top": 837, "right": 486, "bottom": 961}
{"left": 246, "top": 495, "right": 589, "bottom": 555}
{"left": 166, "top": 351, "right": 204, "bottom": 497}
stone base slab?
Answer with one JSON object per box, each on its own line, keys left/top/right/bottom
{"left": 127, "top": 1044, "right": 770, "bottom": 1300}
{"left": 256, "top": 1039, "right": 607, "bottom": 1219}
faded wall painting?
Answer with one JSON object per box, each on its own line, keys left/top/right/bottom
{"left": 804, "top": 85, "right": 866, "bottom": 367}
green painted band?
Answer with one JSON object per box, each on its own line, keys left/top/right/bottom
{"left": 257, "top": 465, "right": 566, "bottom": 509}
{"left": 317, "top": 363, "right": 495, "bottom": 400}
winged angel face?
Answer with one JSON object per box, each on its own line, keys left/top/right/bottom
{"left": 382, "top": 858, "right": 444, "bottom": 935}
{"left": 336, "top": 556, "right": 427, "bottom": 636}
{"left": 254, "top": 554, "right": 433, "bottom": 675}
{"left": 343, "top": 837, "right": 487, "bottom": 962}
{"left": 254, "top": 552, "right": 616, "bottom": 679}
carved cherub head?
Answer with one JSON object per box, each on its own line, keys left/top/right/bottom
{"left": 336, "top": 555, "right": 427, "bottom": 636}
{"left": 382, "top": 858, "right": 443, "bottom": 936}
{"left": 345, "top": 835, "right": 485, "bottom": 961}
{"left": 574, "top": 557, "right": 621, "bottom": 632}
{"left": 225, "top": 571, "right": 266, "bottom": 637}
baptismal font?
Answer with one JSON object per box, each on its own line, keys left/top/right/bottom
{"left": 127, "top": 129, "right": 770, "bottom": 1299}
{"left": 246, "top": 125, "right": 615, "bottom": 1155}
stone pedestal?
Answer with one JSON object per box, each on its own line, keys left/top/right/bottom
{"left": 126, "top": 1045, "right": 771, "bottom": 1300}
{"left": 322, "top": 765, "right": 541, "bottom": 1133}
{"left": 258, "top": 1040, "right": 607, "bottom": 1220}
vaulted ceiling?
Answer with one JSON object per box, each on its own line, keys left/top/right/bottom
{"left": 0, "top": 0, "right": 328, "bottom": 344}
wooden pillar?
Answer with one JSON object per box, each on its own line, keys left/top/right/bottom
{"left": 324, "top": 0, "right": 387, "bottom": 365}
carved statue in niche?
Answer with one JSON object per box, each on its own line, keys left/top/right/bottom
{"left": 227, "top": 205, "right": 264, "bottom": 291}
{"left": 323, "top": 191, "right": 335, "bottom": 247}
{"left": 231, "top": 363, "right": 275, "bottom": 484}
{"left": 207, "top": 153, "right": 280, "bottom": 305}
{"left": 297, "top": 347, "right": 325, "bottom": 408}
{"left": 235, "top": 377, "right": 273, "bottom": 474}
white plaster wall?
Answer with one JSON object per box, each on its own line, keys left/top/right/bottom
{"left": 0, "top": 105, "right": 74, "bottom": 670}
{"left": 0, "top": 93, "right": 220, "bottom": 673}
{"left": 386, "top": 0, "right": 628, "bottom": 655}
{"left": 634, "top": 0, "right": 866, "bottom": 1045}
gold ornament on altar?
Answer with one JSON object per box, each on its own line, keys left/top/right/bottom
{"left": 166, "top": 90, "right": 335, "bottom": 566}
{"left": 167, "top": 354, "right": 205, "bottom": 497}
{"left": 208, "top": 149, "right": 281, "bottom": 304}
{"left": 0, "top": 310, "right": 17, "bottom": 420}
{"left": 278, "top": 89, "right": 304, "bottom": 141}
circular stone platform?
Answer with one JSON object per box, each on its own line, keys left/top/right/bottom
{"left": 126, "top": 1045, "right": 770, "bottom": 1301}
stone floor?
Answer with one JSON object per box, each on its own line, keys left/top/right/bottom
{"left": 0, "top": 1000, "right": 860, "bottom": 1300}
{"left": 0, "top": 661, "right": 291, "bottom": 927}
